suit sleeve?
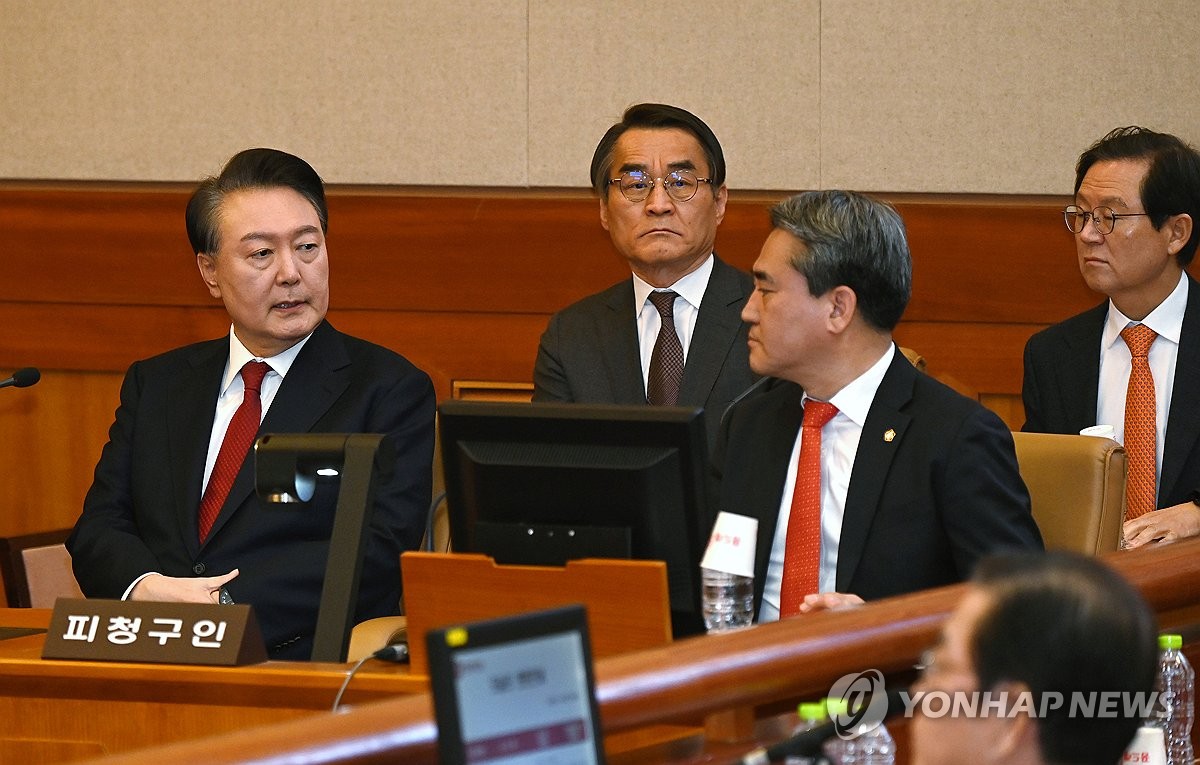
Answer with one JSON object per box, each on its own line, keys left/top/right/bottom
{"left": 67, "top": 361, "right": 167, "bottom": 598}
{"left": 365, "top": 366, "right": 436, "bottom": 554}
{"left": 1021, "top": 336, "right": 1047, "bottom": 433}
{"left": 532, "top": 312, "right": 574, "bottom": 402}
{"left": 939, "top": 405, "right": 1045, "bottom": 576}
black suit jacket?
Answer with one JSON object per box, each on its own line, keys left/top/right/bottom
{"left": 68, "top": 321, "right": 435, "bottom": 659}
{"left": 532, "top": 255, "right": 758, "bottom": 449}
{"left": 714, "top": 349, "right": 1042, "bottom": 616}
{"left": 1022, "top": 275, "right": 1200, "bottom": 507}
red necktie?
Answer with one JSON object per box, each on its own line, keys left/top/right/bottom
{"left": 779, "top": 400, "right": 839, "bottom": 617}
{"left": 646, "top": 291, "right": 684, "bottom": 406}
{"left": 198, "top": 361, "right": 271, "bottom": 543}
{"left": 1121, "top": 324, "right": 1158, "bottom": 520}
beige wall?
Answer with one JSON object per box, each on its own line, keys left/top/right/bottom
{"left": 1, "top": 0, "right": 1197, "bottom": 192}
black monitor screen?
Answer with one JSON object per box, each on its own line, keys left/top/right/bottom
{"left": 438, "top": 401, "right": 711, "bottom": 636}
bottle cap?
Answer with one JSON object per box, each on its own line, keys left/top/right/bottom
{"left": 825, "top": 697, "right": 849, "bottom": 716}
{"left": 1159, "top": 634, "right": 1183, "bottom": 650}
{"left": 797, "top": 701, "right": 826, "bottom": 721}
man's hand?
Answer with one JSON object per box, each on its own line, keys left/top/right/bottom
{"left": 130, "top": 569, "right": 240, "bottom": 604}
{"left": 1123, "top": 502, "right": 1200, "bottom": 548}
{"left": 797, "top": 591, "right": 865, "bottom": 614}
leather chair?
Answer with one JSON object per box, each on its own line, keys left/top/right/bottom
{"left": 1010, "top": 431, "right": 1126, "bottom": 554}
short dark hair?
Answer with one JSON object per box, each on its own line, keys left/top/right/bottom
{"left": 185, "top": 148, "right": 328, "bottom": 255}
{"left": 589, "top": 103, "right": 725, "bottom": 196}
{"left": 1075, "top": 126, "right": 1200, "bottom": 267}
{"left": 971, "top": 552, "right": 1158, "bottom": 765}
{"left": 768, "top": 190, "right": 911, "bottom": 331}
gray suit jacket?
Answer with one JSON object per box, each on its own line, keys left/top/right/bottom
{"left": 532, "top": 255, "right": 758, "bottom": 449}
{"left": 1022, "top": 274, "right": 1200, "bottom": 507}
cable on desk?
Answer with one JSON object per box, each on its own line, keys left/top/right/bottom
{"left": 332, "top": 643, "right": 410, "bottom": 712}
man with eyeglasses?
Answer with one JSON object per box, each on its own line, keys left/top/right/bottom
{"left": 532, "top": 103, "right": 757, "bottom": 450}
{"left": 1022, "top": 126, "right": 1200, "bottom": 549}
{"left": 909, "top": 551, "right": 1156, "bottom": 765}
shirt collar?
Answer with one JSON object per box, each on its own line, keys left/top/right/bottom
{"left": 632, "top": 253, "right": 715, "bottom": 316}
{"left": 1102, "top": 271, "right": 1188, "bottom": 350}
{"left": 220, "top": 327, "right": 312, "bottom": 395}
{"left": 804, "top": 343, "right": 896, "bottom": 427}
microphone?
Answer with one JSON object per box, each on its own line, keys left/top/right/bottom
{"left": 0, "top": 367, "right": 40, "bottom": 390}
{"left": 733, "top": 687, "right": 908, "bottom": 765}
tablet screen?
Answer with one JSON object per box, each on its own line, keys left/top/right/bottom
{"left": 427, "top": 605, "right": 605, "bottom": 765}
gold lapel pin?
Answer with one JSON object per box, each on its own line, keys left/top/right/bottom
{"left": 883, "top": 428, "right": 896, "bottom": 442}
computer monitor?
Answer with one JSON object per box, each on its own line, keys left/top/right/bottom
{"left": 438, "top": 401, "right": 711, "bottom": 637}
{"left": 426, "top": 604, "right": 606, "bottom": 765}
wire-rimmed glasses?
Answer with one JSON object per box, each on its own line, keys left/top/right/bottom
{"left": 607, "top": 169, "right": 713, "bottom": 203}
{"left": 1063, "top": 205, "right": 1150, "bottom": 235}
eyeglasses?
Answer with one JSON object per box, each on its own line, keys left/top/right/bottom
{"left": 1063, "top": 205, "right": 1151, "bottom": 235}
{"left": 607, "top": 169, "right": 713, "bottom": 203}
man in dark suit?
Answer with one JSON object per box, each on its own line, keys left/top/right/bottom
{"left": 715, "top": 191, "right": 1041, "bottom": 621}
{"left": 533, "top": 103, "right": 757, "bottom": 449}
{"left": 68, "top": 149, "right": 435, "bottom": 660}
{"left": 1023, "top": 127, "right": 1200, "bottom": 549}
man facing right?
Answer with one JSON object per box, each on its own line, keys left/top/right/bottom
{"left": 1022, "top": 127, "right": 1200, "bottom": 548}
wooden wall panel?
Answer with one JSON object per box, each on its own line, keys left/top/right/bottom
{"left": 4, "top": 184, "right": 1196, "bottom": 537}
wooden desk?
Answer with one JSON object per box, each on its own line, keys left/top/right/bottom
{"left": 69, "top": 538, "right": 1200, "bottom": 765}
{"left": 0, "top": 609, "right": 426, "bottom": 762}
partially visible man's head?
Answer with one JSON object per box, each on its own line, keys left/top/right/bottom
{"left": 1074, "top": 126, "right": 1200, "bottom": 268}
{"left": 912, "top": 551, "right": 1158, "bottom": 765}
{"left": 590, "top": 103, "right": 726, "bottom": 196}
{"left": 186, "top": 148, "right": 328, "bottom": 257}
{"left": 188, "top": 148, "right": 331, "bottom": 358}
{"left": 1071, "top": 128, "right": 1200, "bottom": 319}
{"left": 590, "top": 103, "right": 728, "bottom": 287}
{"left": 766, "top": 191, "right": 911, "bottom": 331}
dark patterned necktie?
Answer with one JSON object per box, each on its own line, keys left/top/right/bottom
{"left": 646, "top": 291, "right": 684, "bottom": 406}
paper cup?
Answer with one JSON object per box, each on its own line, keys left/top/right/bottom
{"left": 700, "top": 511, "right": 758, "bottom": 577}
{"left": 1122, "top": 725, "right": 1166, "bottom": 765}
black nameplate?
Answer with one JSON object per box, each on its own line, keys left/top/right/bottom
{"left": 42, "top": 598, "right": 267, "bottom": 666}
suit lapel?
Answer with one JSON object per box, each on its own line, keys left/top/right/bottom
{"left": 1059, "top": 303, "right": 1107, "bottom": 431}
{"left": 1162, "top": 277, "right": 1200, "bottom": 500}
{"left": 202, "top": 321, "right": 351, "bottom": 545}
{"left": 170, "top": 340, "right": 228, "bottom": 557}
{"left": 602, "top": 283, "right": 650, "bottom": 404}
{"left": 836, "top": 351, "right": 914, "bottom": 591}
{"left": 681, "top": 256, "right": 749, "bottom": 406}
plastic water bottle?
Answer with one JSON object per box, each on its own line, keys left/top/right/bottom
{"left": 701, "top": 567, "right": 754, "bottom": 632}
{"left": 1150, "top": 634, "right": 1194, "bottom": 765}
{"left": 783, "top": 701, "right": 828, "bottom": 765}
{"left": 822, "top": 697, "right": 895, "bottom": 765}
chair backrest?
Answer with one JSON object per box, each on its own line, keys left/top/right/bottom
{"left": 0, "top": 529, "right": 83, "bottom": 608}
{"left": 423, "top": 414, "right": 450, "bottom": 552}
{"left": 1010, "top": 432, "right": 1126, "bottom": 554}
